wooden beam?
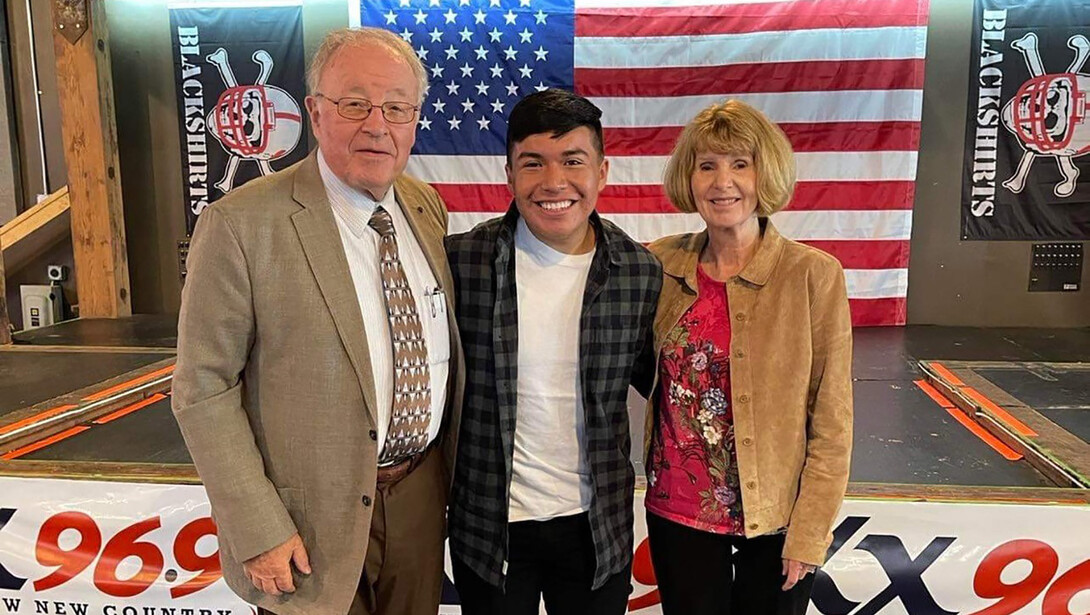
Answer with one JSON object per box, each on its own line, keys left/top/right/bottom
{"left": 0, "top": 248, "right": 10, "bottom": 344}
{"left": 51, "top": 0, "right": 131, "bottom": 317}
{"left": 0, "top": 186, "right": 71, "bottom": 274}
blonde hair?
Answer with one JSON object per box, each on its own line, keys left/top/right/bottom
{"left": 663, "top": 100, "right": 796, "bottom": 216}
{"left": 307, "top": 27, "right": 428, "bottom": 104}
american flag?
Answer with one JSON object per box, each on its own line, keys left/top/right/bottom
{"left": 352, "top": 0, "right": 930, "bottom": 326}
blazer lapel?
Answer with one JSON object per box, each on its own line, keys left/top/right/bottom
{"left": 290, "top": 153, "right": 379, "bottom": 426}
{"left": 393, "top": 179, "right": 455, "bottom": 306}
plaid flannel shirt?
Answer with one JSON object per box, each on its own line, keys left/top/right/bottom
{"left": 445, "top": 205, "right": 662, "bottom": 590}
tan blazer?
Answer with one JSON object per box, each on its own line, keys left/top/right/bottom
{"left": 172, "top": 151, "right": 464, "bottom": 615}
{"left": 646, "top": 219, "right": 852, "bottom": 566}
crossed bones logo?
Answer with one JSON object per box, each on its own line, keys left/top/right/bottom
{"left": 206, "top": 47, "right": 303, "bottom": 194}
{"left": 1001, "top": 32, "right": 1090, "bottom": 198}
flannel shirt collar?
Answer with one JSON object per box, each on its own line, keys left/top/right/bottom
{"left": 495, "top": 202, "right": 622, "bottom": 267}
{"left": 660, "top": 217, "right": 785, "bottom": 292}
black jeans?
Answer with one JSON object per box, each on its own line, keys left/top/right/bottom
{"left": 452, "top": 512, "right": 632, "bottom": 615}
{"left": 646, "top": 512, "right": 816, "bottom": 615}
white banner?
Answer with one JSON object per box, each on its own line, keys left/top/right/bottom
{"left": 3, "top": 477, "right": 1089, "bottom": 615}
{"left": 0, "top": 477, "right": 252, "bottom": 615}
{"left": 627, "top": 494, "right": 1090, "bottom": 615}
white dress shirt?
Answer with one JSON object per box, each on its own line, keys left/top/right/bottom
{"left": 317, "top": 151, "right": 450, "bottom": 460}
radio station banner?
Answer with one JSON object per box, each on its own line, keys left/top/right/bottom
{"left": 962, "top": 0, "right": 1090, "bottom": 240}
{"left": 170, "top": 4, "right": 308, "bottom": 236}
{"left": 3, "top": 477, "right": 1089, "bottom": 614}
{"left": 0, "top": 477, "right": 252, "bottom": 615}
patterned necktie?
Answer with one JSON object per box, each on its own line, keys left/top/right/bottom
{"left": 368, "top": 206, "right": 432, "bottom": 464}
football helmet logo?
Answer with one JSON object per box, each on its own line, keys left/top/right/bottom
{"left": 1001, "top": 33, "right": 1090, "bottom": 197}
{"left": 206, "top": 47, "right": 303, "bottom": 194}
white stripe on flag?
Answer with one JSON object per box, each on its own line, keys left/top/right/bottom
{"left": 606, "top": 152, "right": 919, "bottom": 183}
{"left": 348, "top": 0, "right": 360, "bottom": 27}
{"left": 447, "top": 210, "right": 912, "bottom": 242}
{"left": 574, "top": 27, "right": 928, "bottom": 68}
{"left": 446, "top": 213, "right": 907, "bottom": 298}
{"left": 774, "top": 209, "right": 912, "bottom": 241}
{"left": 407, "top": 151, "right": 919, "bottom": 184}
{"left": 591, "top": 91, "right": 924, "bottom": 126}
{"left": 843, "top": 268, "right": 909, "bottom": 299}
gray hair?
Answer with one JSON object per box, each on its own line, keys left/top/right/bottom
{"left": 307, "top": 27, "right": 428, "bottom": 104}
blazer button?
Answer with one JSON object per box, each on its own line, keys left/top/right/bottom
{"left": 748, "top": 523, "right": 759, "bottom": 531}
{"left": 739, "top": 394, "right": 750, "bottom": 403}
{"left": 735, "top": 350, "right": 746, "bottom": 359}
{"left": 742, "top": 437, "right": 753, "bottom": 446}
{"left": 369, "top": 430, "right": 378, "bottom": 441}
{"left": 736, "top": 312, "right": 747, "bottom": 322}
{"left": 746, "top": 481, "right": 756, "bottom": 490}
{"left": 362, "top": 495, "right": 373, "bottom": 507}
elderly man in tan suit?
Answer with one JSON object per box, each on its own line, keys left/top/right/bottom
{"left": 172, "top": 27, "right": 462, "bottom": 615}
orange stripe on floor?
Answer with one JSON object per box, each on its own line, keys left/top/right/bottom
{"left": 1, "top": 426, "right": 92, "bottom": 460}
{"left": 915, "top": 379, "right": 1023, "bottom": 461}
{"left": 962, "top": 387, "right": 1039, "bottom": 437}
{"left": 928, "top": 362, "right": 965, "bottom": 386}
{"left": 914, "top": 380, "right": 955, "bottom": 408}
{"left": 93, "top": 393, "right": 167, "bottom": 425}
{"left": 942, "top": 407, "right": 1023, "bottom": 461}
{"left": 0, "top": 404, "right": 79, "bottom": 436}
{"left": 82, "top": 365, "right": 174, "bottom": 402}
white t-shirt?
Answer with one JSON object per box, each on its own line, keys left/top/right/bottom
{"left": 509, "top": 218, "right": 595, "bottom": 522}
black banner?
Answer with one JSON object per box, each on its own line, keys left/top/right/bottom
{"left": 961, "top": 0, "right": 1090, "bottom": 240}
{"left": 170, "top": 6, "right": 307, "bottom": 235}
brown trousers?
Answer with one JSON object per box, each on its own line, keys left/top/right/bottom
{"left": 351, "top": 446, "right": 447, "bottom": 614}
{"left": 259, "top": 446, "right": 446, "bottom": 615}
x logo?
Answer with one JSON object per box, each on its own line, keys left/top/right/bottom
{"left": 811, "top": 516, "right": 957, "bottom": 615}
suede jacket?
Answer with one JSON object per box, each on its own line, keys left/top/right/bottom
{"left": 645, "top": 219, "right": 853, "bottom": 565}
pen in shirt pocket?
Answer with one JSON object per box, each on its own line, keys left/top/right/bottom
{"left": 426, "top": 286, "right": 446, "bottom": 318}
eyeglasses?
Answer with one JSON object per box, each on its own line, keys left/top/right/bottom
{"left": 315, "top": 94, "right": 419, "bottom": 124}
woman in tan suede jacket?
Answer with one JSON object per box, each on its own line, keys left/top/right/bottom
{"left": 643, "top": 100, "right": 853, "bottom": 615}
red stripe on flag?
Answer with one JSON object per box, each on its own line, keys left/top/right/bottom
{"left": 850, "top": 297, "right": 906, "bottom": 327}
{"left": 576, "top": 59, "right": 925, "bottom": 98}
{"left": 605, "top": 122, "right": 922, "bottom": 155}
{"left": 788, "top": 181, "right": 916, "bottom": 211}
{"left": 436, "top": 184, "right": 511, "bottom": 211}
{"left": 434, "top": 182, "right": 916, "bottom": 214}
{"left": 575, "top": 0, "right": 928, "bottom": 37}
{"left": 801, "top": 240, "right": 910, "bottom": 270}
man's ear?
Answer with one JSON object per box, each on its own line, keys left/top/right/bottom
{"left": 305, "top": 95, "right": 321, "bottom": 132}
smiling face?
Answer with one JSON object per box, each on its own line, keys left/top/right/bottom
{"left": 690, "top": 150, "right": 760, "bottom": 232}
{"left": 506, "top": 127, "right": 609, "bottom": 254}
{"left": 304, "top": 41, "right": 419, "bottom": 200}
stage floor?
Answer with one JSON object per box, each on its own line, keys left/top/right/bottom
{"left": 2, "top": 317, "right": 1088, "bottom": 497}
{"left": 0, "top": 349, "right": 169, "bottom": 417}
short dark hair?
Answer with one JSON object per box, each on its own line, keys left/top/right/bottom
{"left": 506, "top": 88, "right": 605, "bottom": 161}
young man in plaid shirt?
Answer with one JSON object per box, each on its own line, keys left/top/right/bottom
{"left": 445, "top": 88, "right": 662, "bottom": 614}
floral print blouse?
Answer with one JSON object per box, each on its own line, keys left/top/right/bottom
{"left": 646, "top": 265, "right": 744, "bottom": 535}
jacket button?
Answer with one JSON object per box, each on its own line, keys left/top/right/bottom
{"left": 742, "top": 437, "right": 753, "bottom": 446}
{"left": 736, "top": 313, "right": 747, "bottom": 322}
{"left": 362, "top": 495, "right": 373, "bottom": 507}
{"left": 748, "top": 523, "right": 759, "bottom": 531}
{"left": 746, "top": 481, "right": 756, "bottom": 489}
{"left": 369, "top": 430, "right": 377, "bottom": 441}
{"left": 735, "top": 351, "right": 746, "bottom": 359}
{"left": 739, "top": 394, "right": 750, "bottom": 403}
